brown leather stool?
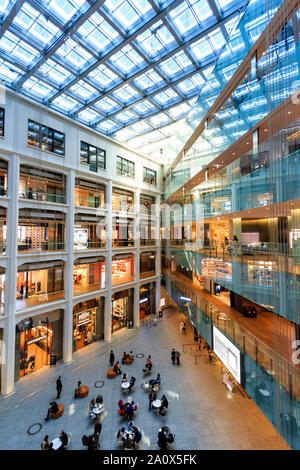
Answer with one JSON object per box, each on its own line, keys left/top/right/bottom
{"left": 107, "top": 368, "right": 117, "bottom": 378}
{"left": 51, "top": 403, "right": 64, "bottom": 419}
{"left": 78, "top": 385, "right": 89, "bottom": 398}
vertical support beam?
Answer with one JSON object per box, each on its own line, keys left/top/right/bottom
{"left": 104, "top": 180, "right": 112, "bottom": 343}
{"left": 133, "top": 188, "right": 140, "bottom": 328}
{"left": 1, "top": 155, "right": 19, "bottom": 394}
{"left": 63, "top": 169, "right": 75, "bottom": 363}
{"left": 155, "top": 194, "right": 161, "bottom": 313}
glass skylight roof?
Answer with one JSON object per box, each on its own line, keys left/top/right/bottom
{"left": 0, "top": 0, "right": 251, "bottom": 163}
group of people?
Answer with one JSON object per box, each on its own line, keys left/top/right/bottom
{"left": 117, "top": 422, "right": 142, "bottom": 449}
{"left": 121, "top": 351, "right": 134, "bottom": 364}
{"left": 148, "top": 391, "right": 168, "bottom": 415}
{"left": 41, "top": 431, "right": 68, "bottom": 451}
{"left": 89, "top": 395, "right": 104, "bottom": 420}
{"left": 118, "top": 399, "right": 138, "bottom": 419}
{"left": 121, "top": 373, "right": 136, "bottom": 392}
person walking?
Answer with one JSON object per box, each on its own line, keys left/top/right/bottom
{"left": 56, "top": 376, "right": 62, "bottom": 399}
{"left": 148, "top": 390, "right": 157, "bottom": 411}
{"left": 109, "top": 350, "right": 115, "bottom": 366}
{"left": 171, "top": 348, "right": 176, "bottom": 365}
{"left": 175, "top": 350, "right": 181, "bottom": 365}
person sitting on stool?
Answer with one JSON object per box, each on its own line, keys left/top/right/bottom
{"left": 45, "top": 401, "right": 59, "bottom": 421}
{"left": 113, "top": 361, "right": 122, "bottom": 375}
{"left": 74, "top": 381, "right": 82, "bottom": 398}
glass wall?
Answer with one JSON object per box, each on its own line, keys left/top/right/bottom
{"left": 74, "top": 214, "right": 105, "bottom": 250}
{"left": 19, "top": 165, "right": 66, "bottom": 203}
{"left": 16, "top": 262, "right": 64, "bottom": 310}
{"left": 73, "top": 257, "right": 105, "bottom": 295}
{"left": 18, "top": 209, "right": 65, "bottom": 252}
{"left": 112, "top": 187, "right": 134, "bottom": 212}
{"left": 75, "top": 178, "right": 105, "bottom": 208}
{"left": 140, "top": 251, "right": 156, "bottom": 278}
{"left": 112, "top": 254, "right": 134, "bottom": 286}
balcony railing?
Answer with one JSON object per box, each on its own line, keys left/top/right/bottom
{"left": 18, "top": 241, "right": 65, "bottom": 252}
{"left": 19, "top": 190, "right": 66, "bottom": 204}
{"left": 74, "top": 241, "right": 105, "bottom": 250}
{"left": 16, "top": 290, "right": 65, "bottom": 310}
{"left": 112, "top": 240, "right": 135, "bottom": 248}
{"left": 75, "top": 197, "right": 105, "bottom": 209}
{"left": 73, "top": 282, "right": 105, "bottom": 296}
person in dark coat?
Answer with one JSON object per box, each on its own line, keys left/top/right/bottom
{"left": 57, "top": 430, "right": 68, "bottom": 450}
{"left": 94, "top": 418, "right": 102, "bottom": 436}
{"left": 148, "top": 390, "right": 157, "bottom": 411}
{"left": 171, "top": 348, "right": 176, "bottom": 365}
{"left": 109, "top": 350, "right": 115, "bottom": 366}
{"left": 45, "top": 401, "right": 59, "bottom": 421}
{"left": 56, "top": 376, "right": 62, "bottom": 399}
{"left": 159, "top": 395, "right": 169, "bottom": 415}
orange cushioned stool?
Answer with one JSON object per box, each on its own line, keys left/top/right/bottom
{"left": 107, "top": 368, "right": 117, "bottom": 378}
{"left": 125, "top": 357, "right": 134, "bottom": 365}
{"left": 78, "top": 385, "right": 89, "bottom": 398}
{"left": 51, "top": 403, "right": 64, "bottom": 419}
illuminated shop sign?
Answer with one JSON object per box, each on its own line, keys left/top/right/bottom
{"left": 27, "top": 335, "right": 47, "bottom": 345}
{"left": 180, "top": 296, "right": 191, "bottom": 302}
{"left": 213, "top": 326, "right": 241, "bottom": 383}
{"left": 139, "top": 298, "right": 148, "bottom": 304}
{"left": 77, "top": 310, "right": 92, "bottom": 326}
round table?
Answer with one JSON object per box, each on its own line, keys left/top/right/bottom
{"left": 51, "top": 437, "right": 62, "bottom": 451}
{"left": 122, "top": 381, "right": 130, "bottom": 391}
{"left": 92, "top": 405, "right": 104, "bottom": 415}
{"left": 152, "top": 399, "right": 162, "bottom": 413}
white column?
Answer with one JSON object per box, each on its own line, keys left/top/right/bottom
{"left": 133, "top": 188, "right": 140, "bottom": 328}
{"left": 1, "top": 155, "right": 19, "bottom": 394}
{"left": 104, "top": 181, "right": 112, "bottom": 343}
{"left": 63, "top": 169, "right": 75, "bottom": 363}
{"left": 155, "top": 194, "right": 161, "bottom": 313}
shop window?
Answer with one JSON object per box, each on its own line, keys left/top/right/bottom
{"left": 19, "top": 164, "right": 66, "bottom": 203}
{"left": 0, "top": 108, "right": 4, "bottom": 137}
{"left": 75, "top": 179, "right": 105, "bottom": 208}
{"left": 116, "top": 156, "right": 135, "bottom": 178}
{"left": 28, "top": 120, "right": 65, "bottom": 156}
{"left": 143, "top": 167, "right": 157, "bottom": 185}
{"left": 112, "top": 187, "right": 134, "bottom": 212}
{"left": 80, "top": 141, "right": 106, "bottom": 172}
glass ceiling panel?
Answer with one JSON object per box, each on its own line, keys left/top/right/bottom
{"left": 0, "top": 0, "right": 255, "bottom": 166}
{"left": 55, "top": 38, "right": 93, "bottom": 70}
{"left": 22, "top": 76, "right": 54, "bottom": 98}
{"left": 78, "top": 12, "right": 120, "bottom": 52}
{"left": 88, "top": 64, "right": 120, "bottom": 90}
{"left": 104, "top": 0, "right": 153, "bottom": 29}
{"left": 0, "top": 58, "right": 23, "bottom": 83}
{"left": 136, "top": 20, "right": 176, "bottom": 58}
{"left": 13, "top": 3, "right": 60, "bottom": 45}
{"left": 38, "top": 59, "right": 75, "bottom": 86}
{"left": 46, "top": 0, "right": 87, "bottom": 24}
{"left": 0, "top": 31, "right": 40, "bottom": 66}
{"left": 109, "top": 44, "right": 145, "bottom": 73}
{"left": 133, "top": 69, "right": 166, "bottom": 92}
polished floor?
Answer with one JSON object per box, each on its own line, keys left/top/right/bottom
{"left": 0, "top": 308, "right": 289, "bottom": 450}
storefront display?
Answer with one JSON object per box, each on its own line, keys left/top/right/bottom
{"left": 73, "top": 260, "right": 105, "bottom": 294}
{"left": 140, "top": 283, "right": 155, "bottom": 319}
{"left": 112, "top": 291, "right": 129, "bottom": 332}
{"left": 73, "top": 307, "right": 97, "bottom": 350}
{"left": 16, "top": 311, "right": 63, "bottom": 379}
{"left": 248, "top": 260, "right": 274, "bottom": 284}
{"left": 202, "top": 258, "right": 232, "bottom": 281}
{"left": 112, "top": 257, "right": 134, "bottom": 284}
{"left": 16, "top": 263, "right": 64, "bottom": 303}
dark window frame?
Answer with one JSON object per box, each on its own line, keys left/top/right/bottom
{"left": 80, "top": 140, "right": 106, "bottom": 172}
{"left": 27, "top": 119, "right": 65, "bottom": 156}
{"left": 143, "top": 166, "right": 157, "bottom": 186}
{"left": 116, "top": 156, "right": 135, "bottom": 178}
